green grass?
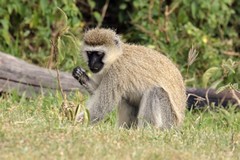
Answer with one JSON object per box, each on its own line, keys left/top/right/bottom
{"left": 0, "top": 93, "right": 240, "bottom": 160}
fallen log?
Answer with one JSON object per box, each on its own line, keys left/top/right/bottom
{"left": 187, "top": 88, "right": 239, "bottom": 109}
{"left": 0, "top": 51, "right": 85, "bottom": 97}
{"left": 0, "top": 51, "right": 239, "bottom": 108}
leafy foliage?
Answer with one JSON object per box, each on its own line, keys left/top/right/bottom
{"left": 122, "top": 0, "right": 240, "bottom": 88}
{"left": 0, "top": 0, "right": 83, "bottom": 68}
{"left": 0, "top": 0, "right": 239, "bottom": 88}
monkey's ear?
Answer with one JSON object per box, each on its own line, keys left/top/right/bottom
{"left": 114, "top": 35, "right": 121, "bottom": 46}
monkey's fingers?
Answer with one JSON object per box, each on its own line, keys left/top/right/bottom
{"left": 72, "top": 66, "right": 86, "bottom": 79}
{"left": 72, "top": 66, "right": 89, "bottom": 85}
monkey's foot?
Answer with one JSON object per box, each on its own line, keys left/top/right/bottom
{"left": 72, "top": 66, "right": 90, "bottom": 86}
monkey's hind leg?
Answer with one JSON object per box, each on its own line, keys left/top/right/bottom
{"left": 117, "top": 100, "right": 138, "bottom": 128}
{"left": 137, "top": 87, "right": 175, "bottom": 129}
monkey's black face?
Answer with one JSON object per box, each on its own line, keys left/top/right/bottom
{"left": 87, "top": 51, "right": 104, "bottom": 73}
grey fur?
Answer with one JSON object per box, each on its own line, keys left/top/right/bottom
{"left": 117, "top": 100, "right": 138, "bottom": 128}
{"left": 138, "top": 87, "right": 174, "bottom": 129}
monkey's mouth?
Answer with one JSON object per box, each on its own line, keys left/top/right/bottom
{"left": 90, "top": 68, "right": 102, "bottom": 73}
{"left": 89, "top": 62, "right": 104, "bottom": 73}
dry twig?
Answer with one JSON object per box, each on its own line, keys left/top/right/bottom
{"left": 97, "top": 0, "right": 110, "bottom": 28}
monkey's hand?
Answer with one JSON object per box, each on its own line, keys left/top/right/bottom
{"left": 72, "top": 66, "right": 90, "bottom": 87}
{"left": 72, "top": 66, "right": 98, "bottom": 94}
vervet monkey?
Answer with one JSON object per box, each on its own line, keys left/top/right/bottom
{"left": 72, "top": 28, "right": 186, "bottom": 129}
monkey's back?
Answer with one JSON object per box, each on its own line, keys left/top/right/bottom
{"left": 111, "top": 44, "right": 186, "bottom": 124}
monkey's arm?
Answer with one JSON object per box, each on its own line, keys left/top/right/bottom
{"left": 76, "top": 75, "right": 121, "bottom": 123}
{"left": 87, "top": 88, "right": 121, "bottom": 123}
{"left": 72, "top": 66, "right": 98, "bottom": 94}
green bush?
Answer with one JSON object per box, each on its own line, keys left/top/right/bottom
{"left": 123, "top": 0, "right": 240, "bottom": 88}
{"left": 0, "top": 0, "right": 83, "bottom": 69}
{"left": 0, "top": 0, "right": 239, "bottom": 89}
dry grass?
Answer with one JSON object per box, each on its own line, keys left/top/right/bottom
{"left": 0, "top": 93, "right": 240, "bottom": 160}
